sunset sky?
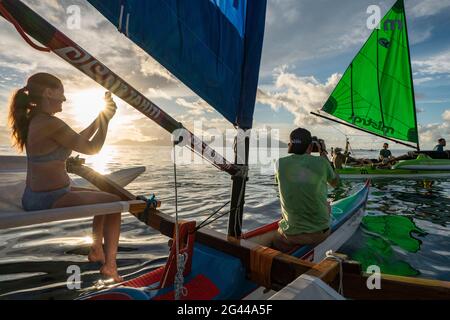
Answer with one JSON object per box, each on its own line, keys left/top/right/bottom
{"left": 0, "top": 0, "right": 449, "bottom": 153}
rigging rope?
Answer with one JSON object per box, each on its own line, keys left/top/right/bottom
{"left": 0, "top": 3, "right": 51, "bottom": 52}
{"left": 325, "top": 250, "right": 344, "bottom": 296}
{"left": 193, "top": 200, "right": 231, "bottom": 232}
{"left": 172, "top": 140, "right": 187, "bottom": 300}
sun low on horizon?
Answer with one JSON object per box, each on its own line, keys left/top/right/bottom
{"left": 64, "top": 88, "right": 124, "bottom": 174}
{"left": 65, "top": 87, "right": 127, "bottom": 134}
{"left": 66, "top": 88, "right": 109, "bottom": 127}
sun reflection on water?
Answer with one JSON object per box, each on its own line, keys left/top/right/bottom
{"left": 82, "top": 146, "right": 118, "bottom": 175}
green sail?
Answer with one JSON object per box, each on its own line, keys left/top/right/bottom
{"left": 322, "top": 0, "right": 419, "bottom": 145}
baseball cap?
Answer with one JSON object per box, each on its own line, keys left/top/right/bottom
{"left": 289, "top": 128, "right": 312, "bottom": 146}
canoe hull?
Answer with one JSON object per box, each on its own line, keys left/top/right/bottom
{"left": 82, "top": 181, "right": 370, "bottom": 300}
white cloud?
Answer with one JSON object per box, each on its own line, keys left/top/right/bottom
{"left": 416, "top": 108, "right": 425, "bottom": 113}
{"left": 419, "top": 110, "right": 450, "bottom": 147}
{"left": 257, "top": 66, "right": 340, "bottom": 126}
{"left": 0, "top": 61, "right": 38, "bottom": 74}
{"left": 175, "top": 98, "right": 214, "bottom": 116}
{"left": 260, "top": 0, "right": 394, "bottom": 74}
{"left": 146, "top": 88, "right": 173, "bottom": 101}
{"left": 266, "top": 0, "right": 300, "bottom": 25}
{"left": 134, "top": 47, "right": 176, "bottom": 82}
{"left": 413, "top": 50, "right": 450, "bottom": 76}
{"left": 409, "top": 26, "right": 433, "bottom": 45}
{"left": 443, "top": 110, "right": 450, "bottom": 122}
{"left": 414, "top": 77, "right": 434, "bottom": 85}
{"left": 409, "top": 0, "right": 450, "bottom": 18}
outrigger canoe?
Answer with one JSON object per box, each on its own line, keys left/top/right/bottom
{"left": 337, "top": 155, "right": 450, "bottom": 180}
{"left": 393, "top": 155, "right": 450, "bottom": 171}
{"left": 80, "top": 181, "right": 370, "bottom": 300}
{"left": 2, "top": 0, "right": 450, "bottom": 301}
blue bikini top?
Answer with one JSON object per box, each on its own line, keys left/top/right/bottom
{"left": 27, "top": 145, "right": 72, "bottom": 163}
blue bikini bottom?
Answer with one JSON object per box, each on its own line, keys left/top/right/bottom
{"left": 22, "top": 185, "right": 71, "bottom": 211}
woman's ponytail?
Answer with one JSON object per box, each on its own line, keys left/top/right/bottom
{"left": 8, "top": 87, "right": 31, "bottom": 152}
{"left": 7, "top": 73, "right": 62, "bottom": 152}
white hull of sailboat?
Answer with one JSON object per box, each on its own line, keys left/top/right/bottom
{"left": 395, "top": 165, "right": 450, "bottom": 171}
{"left": 339, "top": 172, "right": 450, "bottom": 180}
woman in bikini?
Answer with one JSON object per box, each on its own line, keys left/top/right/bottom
{"left": 8, "top": 72, "right": 123, "bottom": 282}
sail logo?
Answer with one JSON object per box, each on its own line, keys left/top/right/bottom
{"left": 349, "top": 115, "right": 394, "bottom": 135}
{"left": 378, "top": 38, "right": 391, "bottom": 49}
{"left": 383, "top": 19, "right": 403, "bottom": 31}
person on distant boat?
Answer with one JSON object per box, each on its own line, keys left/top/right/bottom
{"left": 332, "top": 147, "right": 372, "bottom": 168}
{"left": 434, "top": 138, "right": 446, "bottom": 152}
{"left": 378, "top": 143, "right": 394, "bottom": 166}
{"left": 332, "top": 147, "right": 346, "bottom": 169}
{"left": 272, "top": 128, "right": 339, "bottom": 253}
{"left": 8, "top": 73, "right": 123, "bottom": 282}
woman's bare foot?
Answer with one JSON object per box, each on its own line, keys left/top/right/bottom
{"left": 88, "top": 246, "right": 105, "bottom": 264}
{"left": 100, "top": 264, "right": 123, "bottom": 283}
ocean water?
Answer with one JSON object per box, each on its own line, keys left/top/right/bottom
{"left": 0, "top": 145, "right": 449, "bottom": 300}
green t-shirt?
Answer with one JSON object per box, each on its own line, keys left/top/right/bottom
{"left": 275, "top": 154, "right": 337, "bottom": 235}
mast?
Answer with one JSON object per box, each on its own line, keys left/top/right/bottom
{"left": 376, "top": 29, "right": 387, "bottom": 132}
{"left": 228, "top": 133, "right": 249, "bottom": 238}
{"left": 402, "top": 0, "right": 420, "bottom": 151}
{"left": 0, "top": 0, "right": 239, "bottom": 175}
{"left": 226, "top": 0, "right": 266, "bottom": 238}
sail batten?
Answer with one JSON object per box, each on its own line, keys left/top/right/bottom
{"left": 320, "top": 0, "right": 419, "bottom": 148}
{"left": 87, "top": 0, "right": 267, "bottom": 129}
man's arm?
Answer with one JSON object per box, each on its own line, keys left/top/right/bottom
{"left": 328, "top": 170, "right": 340, "bottom": 188}
{"left": 320, "top": 149, "right": 339, "bottom": 188}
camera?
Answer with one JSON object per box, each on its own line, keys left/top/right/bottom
{"left": 311, "top": 136, "right": 326, "bottom": 153}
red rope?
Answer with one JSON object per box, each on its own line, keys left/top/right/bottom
{"left": 0, "top": 1, "right": 51, "bottom": 52}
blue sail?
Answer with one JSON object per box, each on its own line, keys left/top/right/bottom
{"left": 86, "top": 0, "right": 267, "bottom": 129}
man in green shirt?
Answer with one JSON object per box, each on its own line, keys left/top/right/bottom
{"left": 273, "top": 128, "right": 339, "bottom": 252}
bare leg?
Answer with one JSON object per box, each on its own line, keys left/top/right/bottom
{"left": 53, "top": 191, "right": 123, "bottom": 282}
{"left": 88, "top": 215, "right": 105, "bottom": 264}
{"left": 100, "top": 213, "right": 123, "bottom": 282}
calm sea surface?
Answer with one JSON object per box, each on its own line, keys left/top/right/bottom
{"left": 0, "top": 145, "right": 449, "bottom": 299}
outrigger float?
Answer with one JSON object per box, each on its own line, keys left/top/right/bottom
{"left": 1, "top": 0, "right": 449, "bottom": 300}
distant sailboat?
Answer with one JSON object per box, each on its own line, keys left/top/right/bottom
{"left": 312, "top": 0, "right": 450, "bottom": 177}
{"left": 313, "top": 0, "right": 419, "bottom": 150}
